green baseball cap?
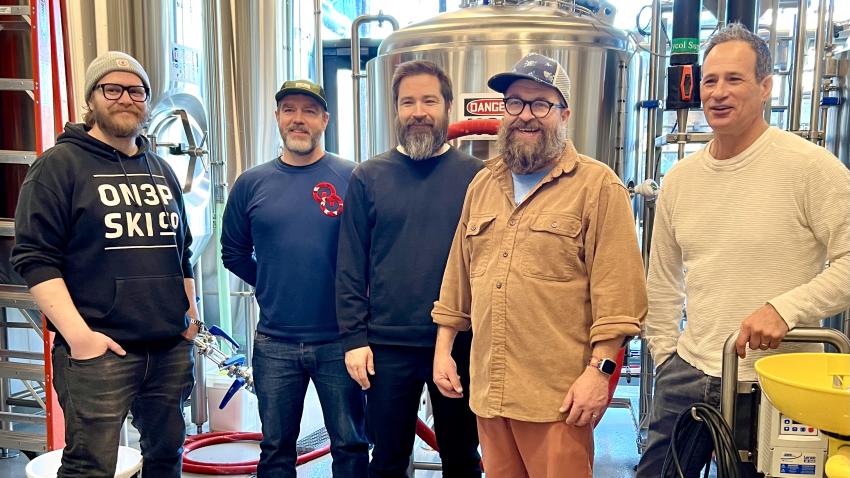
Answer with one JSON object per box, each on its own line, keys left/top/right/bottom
{"left": 274, "top": 79, "right": 328, "bottom": 110}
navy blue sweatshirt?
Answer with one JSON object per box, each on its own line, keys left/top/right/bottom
{"left": 336, "top": 146, "right": 483, "bottom": 350}
{"left": 221, "top": 153, "right": 354, "bottom": 342}
{"left": 11, "top": 123, "right": 193, "bottom": 345}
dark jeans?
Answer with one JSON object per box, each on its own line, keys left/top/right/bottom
{"left": 52, "top": 338, "right": 194, "bottom": 478}
{"left": 252, "top": 333, "right": 368, "bottom": 478}
{"left": 635, "top": 352, "right": 763, "bottom": 478}
{"left": 367, "top": 333, "right": 481, "bottom": 478}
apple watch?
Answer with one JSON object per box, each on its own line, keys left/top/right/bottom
{"left": 589, "top": 357, "right": 617, "bottom": 376}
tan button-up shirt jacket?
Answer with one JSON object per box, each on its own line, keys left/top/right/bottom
{"left": 432, "top": 141, "right": 648, "bottom": 423}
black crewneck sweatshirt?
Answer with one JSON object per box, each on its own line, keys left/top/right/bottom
{"left": 336, "top": 146, "right": 483, "bottom": 350}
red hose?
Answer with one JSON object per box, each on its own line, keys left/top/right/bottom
{"left": 415, "top": 417, "right": 439, "bottom": 452}
{"left": 182, "top": 431, "right": 331, "bottom": 475}
{"left": 182, "top": 419, "right": 448, "bottom": 474}
{"left": 447, "top": 118, "right": 500, "bottom": 141}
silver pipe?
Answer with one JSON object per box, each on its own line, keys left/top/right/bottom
{"left": 677, "top": 109, "right": 689, "bottom": 160}
{"left": 825, "top": 0, "right": 835, "bottom": 50}
{"left": 190, "top": 258, "right": 208, "bottom": 433}
{"left": 615, "top": 60, "right": 627, "bottom": 176}
{"left": 314, "top": 0, "right": 323, "bottom": 85}
{"left": 0, "top": 310, "right": 9, "bottom": 440}
{"left": 641, "top": 0, "right": 662, "bottom": 267}
{"left": 285, "top": 0, "right": 295, "bottom": 77}
{"left": 789, "top": 0, "right": 809, "bottom": 131}
{"left": 638, "top": 0, "right": 663, "bottom": 442}
{"left": 717, "top": 0, "right": 727, "bottom": 29}
{"left": 808, "top": 0, "right": 829, "bottom": 137}
{"left": 351, "top": 13, "right": 399, "bottom": 163}
{"left": 765, "top": 0, "right": 780, "bottom": 122}
{"left": 243, "top": 287, "right": 258, "bottom": 366}
{"left": 720, "top": 327, "right": 850, "bottom": 430}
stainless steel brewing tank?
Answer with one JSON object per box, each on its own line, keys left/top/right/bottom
{"left": 365, "top": 4, "right": 640, "bottom": 183}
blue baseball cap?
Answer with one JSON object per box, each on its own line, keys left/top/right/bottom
{"left": 488, "top": 53, "right": 571, "bottom": 105}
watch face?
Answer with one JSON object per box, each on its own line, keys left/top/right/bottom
{"left": 600, "top": 359, "right": 617, "bottom": 375}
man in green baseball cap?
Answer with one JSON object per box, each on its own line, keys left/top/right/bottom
{"left": 275, "top": 79, "right": 328, "bottom": 110}
{"left": 222, "top": 78, "right": 367, "bottom": 477}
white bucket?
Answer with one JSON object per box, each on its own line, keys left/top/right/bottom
{"left": 206, "top": 373, "right": 260, "bottom": 432}
{"left": 25, "top": 446, "right": 143, "bottom": 478}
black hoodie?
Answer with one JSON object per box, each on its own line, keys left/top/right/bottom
{"left": 11, "top": 123, "right": 193, "bottom": 346}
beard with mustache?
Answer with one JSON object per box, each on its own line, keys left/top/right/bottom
{"left": 496, "top": 117, "right": 568, "bottom": 174}
{"left": 88, "top": 101, "right": 150, "bottom": 138}
{"left": 282, "top": 125, "right": 321, "bottom": 155}
{"left": 395, "top": 113, "right": 449, "bottom": 161}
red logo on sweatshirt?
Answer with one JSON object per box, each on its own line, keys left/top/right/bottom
{"left": 312, "top": 182, "right": 344, "bottom": 217}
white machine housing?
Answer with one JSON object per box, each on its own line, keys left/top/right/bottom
{"left": 756, "top": 391, "right": 828, "bottom": 477}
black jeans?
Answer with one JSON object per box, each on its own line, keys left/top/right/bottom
{"left": 635, "top": 352, "right": 763, "bottom": 478}
{"left": 367, "top": 333, "right": 481, "bottom": 478}
{"left": 52, "top": 339, "right": 194, "bottom": 478}
{"left": 252, "top": 334, "right": 368, "bottom": 478}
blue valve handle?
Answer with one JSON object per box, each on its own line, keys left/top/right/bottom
{"left": 223, "top": 354, "right": 246, "bottom": 367}
{"left": 219, "top": 377, "right": 247, "bottom": 409}
{"left": 208, "top": 325, "right": 241, "bottom": 349}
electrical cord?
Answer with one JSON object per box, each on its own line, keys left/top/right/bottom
{"left": 662, "top": 403, "right": 743, "bottom": 478}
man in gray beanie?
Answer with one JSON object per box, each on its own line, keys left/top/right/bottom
{"left": 11, "top": 50, "right": 198, "bottom": 478}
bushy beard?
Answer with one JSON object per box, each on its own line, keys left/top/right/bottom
{"left": 496, "top": 118, "right": 567, "bottom": 174}
{"left": 396, "top": 114, "right": 448, "bottom": 161}
{"left": 283, "top": 127, "right": 321, "bottom": 155}
{"left": 90, "top": 103, "right": 150, "bottom": 138}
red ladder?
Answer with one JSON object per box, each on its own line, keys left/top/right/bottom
{"left": 0, "top": 0, "right": 74, "bottom": 453}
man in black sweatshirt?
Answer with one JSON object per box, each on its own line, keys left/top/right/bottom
{"left": 337, "top": 60, "right": 482, "bottom": 478}
{"left": 11, "top": 52, "right": 197, "bottom": 478}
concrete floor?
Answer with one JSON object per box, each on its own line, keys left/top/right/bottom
{"left": 0, "top": 384, "right": 645, "bottom": 477}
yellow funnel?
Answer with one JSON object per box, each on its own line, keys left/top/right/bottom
{"left": 754, "top": 353, "right": 850, "bottom": 436}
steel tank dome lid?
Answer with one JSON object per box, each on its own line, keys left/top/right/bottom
{"left": 376, "top": 3, "right": 631, "bottom": 56}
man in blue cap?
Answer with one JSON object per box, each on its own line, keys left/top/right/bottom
{"left": 432, "top": 53, "right": 647, "bottom": 476}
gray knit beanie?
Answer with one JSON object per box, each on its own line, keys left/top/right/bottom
{"left": 84, "top": 51, "right": 151, "bottom": 100}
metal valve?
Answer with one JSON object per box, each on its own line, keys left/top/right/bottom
{"left": 193, "top": 324, "right": 255, "bottom": 409}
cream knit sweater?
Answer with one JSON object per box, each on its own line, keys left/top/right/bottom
{"left": 645, "top": 126, "right": 850, "bottom": 381}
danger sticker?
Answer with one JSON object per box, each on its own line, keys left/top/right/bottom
{"left": 464, "top": 98, "right": 505, "bottom": 116}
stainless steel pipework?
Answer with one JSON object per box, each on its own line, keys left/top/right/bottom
{"left": 641, "top": 0, "right": 663, "bottom": 266}
{"left": 677, "top": 109, "right": 689, "bottom": 160}
{"left": 808, "top": 0, "right": 830, "bottom": 139}
{"left": 314, "top": 0, "right": 323, "bottom": 85}
{"left": 351, "top": 13, "right": 399, "bottom": 164}
{"left": 638, "top": 0, "right": 664, "bottom": 451}
{"left": 765, "top": 0, "right": 780, "bottom": 121}
{"left": 789, "top": 0, "right": 809, "bottom": 131}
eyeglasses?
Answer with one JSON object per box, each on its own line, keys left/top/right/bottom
{"left": 97, "top": 83, "right": 149, "bottom": 102}
{"left": 503, "top": 97, "right": 566, "bottom": 118}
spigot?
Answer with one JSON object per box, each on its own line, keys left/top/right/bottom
{"left": 630, "top": 179, "right": 660, "bottom": 200}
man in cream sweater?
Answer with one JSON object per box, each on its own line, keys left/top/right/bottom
{"left": 636, "top": 23, "right": 850, "bottom": 477}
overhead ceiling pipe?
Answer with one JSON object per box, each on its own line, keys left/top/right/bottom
{"left": 726, "top": 0, "right": 759, "bottom": 31}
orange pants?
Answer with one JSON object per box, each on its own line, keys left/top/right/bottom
{"left": 477, "top": 416, "right": 594, "bottom": 478}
